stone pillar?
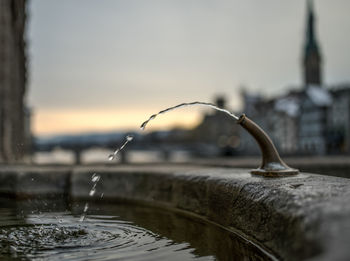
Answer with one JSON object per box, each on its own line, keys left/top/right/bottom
{"left": 0, "top": 0, "right": 28, "bottom": 163}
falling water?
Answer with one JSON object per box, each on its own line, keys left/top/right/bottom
{"left": 108, "top": 101, "right": 240, "bottom": 161}
{"left": 79, "top": 173, "right": 101, "bottom": 222}
{"left": 108, "top": 135, "right": 134, "bottom": 161}
{"left": 81, "top": 102, "right": 239, "bottom": 221}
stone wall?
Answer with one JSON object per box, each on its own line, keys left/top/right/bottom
{"left": 0, "top": 0, "right": 29, "bottom": 163}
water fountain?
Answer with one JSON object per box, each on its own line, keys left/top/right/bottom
{"left": 109, "top": 102, "right": 299, "bottom": 177}
{"left": 0, "top": 102, "right": 350, "bottom": 261}
{"left": 237, "top": 114, "right": 298, "bottom": 176}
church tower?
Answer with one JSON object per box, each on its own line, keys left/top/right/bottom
{"left": 303, "top": 0, "right": 322, "bottom": 86}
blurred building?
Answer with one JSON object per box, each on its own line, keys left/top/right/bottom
{"left": 192, "top": 96, "right": 241, "bottom": 156}
{"left": 303, "top": 0, "right": 322, "bottom": 86}
{"left": 241, "top": 90, "right": 300, "bottom": 155}
{"left": 0, "top": 0, "right": 30, "bottom": 163}
{"left": 242, "top": 0, "right": 350, "bottom": 156}
{"left": 272, "top": 93, "right": 300, "bottom": 154}
{"left": 298, "top": 0, "right": 331, "bottom": 155}
{"left": 298, "top": 86, "right": 332, "bottom": 154}
{"left": 328, "top": 85, "right": 350, "bottom": 154}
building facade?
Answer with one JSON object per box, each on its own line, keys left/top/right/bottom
{"left": 328, "top": 86, "right": 350, "bottom": 154}
{"left": 241, "top": 90, "right": 300, "bottom": 156}
{"left": 298, "top": 86, "right": 332, "bottom": 154}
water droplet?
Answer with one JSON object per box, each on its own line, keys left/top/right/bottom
{"left": 126, "top": 135, "right": 134, "bottom": 141}
{"left": 100, "top": 193, "right": 104, "bottom": 198}
{"left": 83, "top": 203, "right": 89, "bottom": 212}
{"left": 91, "top": 173, "right": 100, "bottom": 182}
{"left": 89, "top": 188, "right": 96, "bottom": 197}
{"left": 140, "top": 122, "right": 146, "bottom": 130}
{"left": 108, "top": 154, "right": 114, "bottom": 161}
{"left": 59, "top": 219, "right": 63, "bottom": 223}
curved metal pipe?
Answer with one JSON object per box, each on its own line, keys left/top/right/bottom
{"left": 237, "top": 114, "right": 299, "bottom": 177}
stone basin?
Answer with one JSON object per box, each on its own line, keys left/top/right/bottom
{"left": 1, "top": 164, "right": 350, "bottom": 260}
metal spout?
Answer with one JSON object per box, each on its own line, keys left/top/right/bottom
{"left": 237, "top": 114, "right": 299, "bottom": 177}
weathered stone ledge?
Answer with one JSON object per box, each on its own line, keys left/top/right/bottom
{"left": 1, "top": 164, "right": 350, "bottom": 261}
{"left": 192, "top": 156, "right": 350, "bottom": 178}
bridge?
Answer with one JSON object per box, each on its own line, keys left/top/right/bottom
{"left": 32, "top": 131, "right": 215, "bottom": 164}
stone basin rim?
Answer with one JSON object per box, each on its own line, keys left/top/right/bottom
{"left": 1, "top": 164, "right": 350, "bottom": 261}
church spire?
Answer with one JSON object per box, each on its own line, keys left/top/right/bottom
{"left": 303, "top": 0, "right": 322, "bottom": 86}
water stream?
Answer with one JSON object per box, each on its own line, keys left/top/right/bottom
{"left": 108, "top": 101, "right": 239, "bottom": 161}
{"left": 79, "top": 173, "right": 101, "bottom": 222}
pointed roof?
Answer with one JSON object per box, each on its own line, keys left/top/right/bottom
{"left": 304, "top": 0, "right": 320, "bottom": 59}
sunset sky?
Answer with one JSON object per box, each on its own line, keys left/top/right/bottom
{"left": 28, "top": 0, "right": 350, "bottom": 136}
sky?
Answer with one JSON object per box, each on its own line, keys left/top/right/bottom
{"left": 27, "top": 0, "right": 350, "bottom": 136}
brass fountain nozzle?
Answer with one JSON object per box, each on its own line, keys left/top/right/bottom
{"left": 237, "top": 114, "right": 299, "bottom": 177}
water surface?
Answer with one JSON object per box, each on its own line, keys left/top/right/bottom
{"left": 0, "top": 198, "right": 274, "bottom": 261}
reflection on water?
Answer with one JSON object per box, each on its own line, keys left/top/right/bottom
{"left": 0, "top": 198, "right": 275, "bottom": 261}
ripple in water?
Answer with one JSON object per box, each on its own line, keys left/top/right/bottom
{"left": 0, "top": 212, "right": 212, "bottom": 261}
